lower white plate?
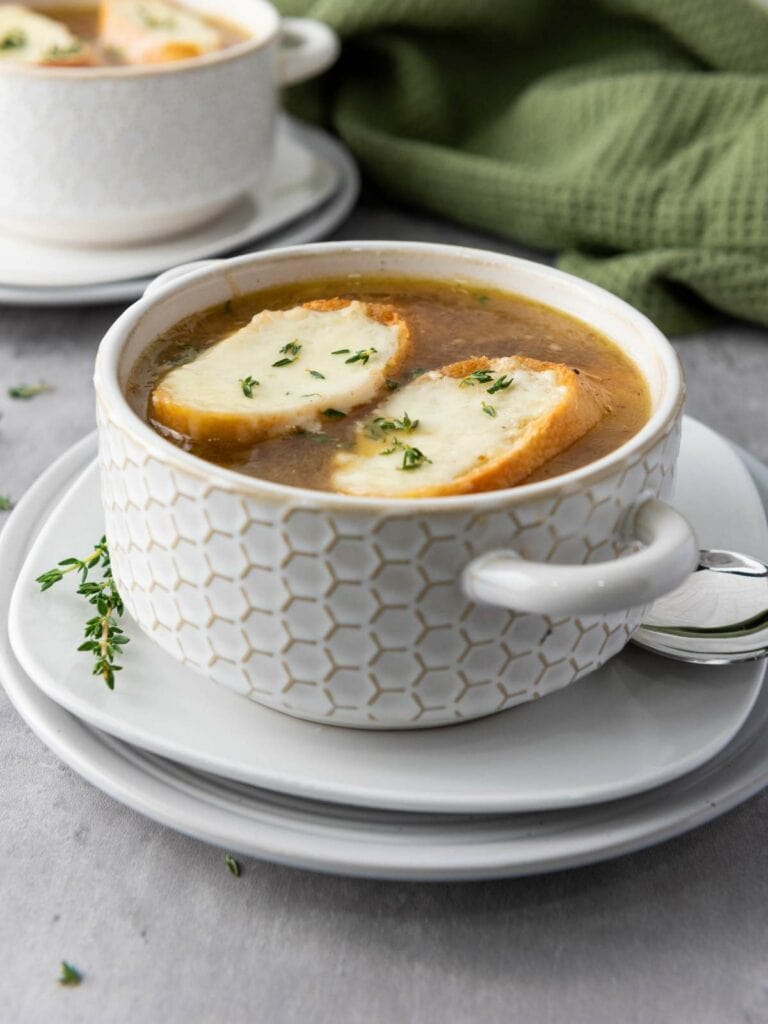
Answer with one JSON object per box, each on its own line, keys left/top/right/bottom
{"left": 6, "top": 417, "right": 768, "bottom": 815}
{"left": 1, "top": 428, "right": 768, "bottom": 879}
{"left": 0, "top": 119, "right": 359, "bottom": 305}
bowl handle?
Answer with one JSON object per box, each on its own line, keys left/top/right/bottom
{"left": 277, "top": 18, "right": 340, "bottom": 87}
{"left": 462, "top": 498, "right": 698, "bottom": 617}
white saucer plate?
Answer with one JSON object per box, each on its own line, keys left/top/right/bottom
{"left": 2, "top": 425, "right": 768, "bottom": 879}
{"left": 0, "top": 119, "right": 359, "bottom": 305}
{"left": 7, "top": 418, "right": 768, "bottom": 816}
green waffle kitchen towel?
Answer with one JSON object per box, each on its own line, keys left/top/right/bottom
{"left": 276, "top": 0, "right": 768, "bottom": 333}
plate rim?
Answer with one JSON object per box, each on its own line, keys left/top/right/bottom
{"left": 2, "top": 430, "right": 768, "bottom": 880}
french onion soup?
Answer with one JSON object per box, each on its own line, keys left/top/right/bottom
{"left": 127, "top": 276, "right": 651, "bottom": 497}
{"left": 0, "top": 2, "right": 249, "bottom": 67}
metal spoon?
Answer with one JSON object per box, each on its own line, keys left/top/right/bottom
{"left": 631, "top": 549, "right": 768, "bottom": 664}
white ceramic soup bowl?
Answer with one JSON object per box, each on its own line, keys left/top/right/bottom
{"left": 0, "top": 0, "right": 338, "bottom": 246}
{"left": 94, "top": 242, "right": 697, "bottom": 729}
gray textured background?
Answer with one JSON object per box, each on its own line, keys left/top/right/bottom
{"left": 1, "top": 202, "right": 767, "bottom": 1024}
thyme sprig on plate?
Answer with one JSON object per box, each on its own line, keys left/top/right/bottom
{"left": 273, "top": 340, "right": 302, "bottom": 367}
{"left": 8, "top": 382, "right": 53, "bottom": 400}
{"left": 37, "top": 537, "right": 129, "bottom": 690}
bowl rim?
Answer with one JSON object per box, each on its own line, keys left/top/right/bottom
{"left": 0, "top": 0, "right": 279, "bottom": 80}
{"left": 94, "top": 240, "right": 685, "bottom": 512}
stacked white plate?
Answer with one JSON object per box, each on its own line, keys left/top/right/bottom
{"left": 1, "top": 417, "right": 767, "bottom": 880}
{"left": 0, "top": 118, "right": 359, "bottom": 307}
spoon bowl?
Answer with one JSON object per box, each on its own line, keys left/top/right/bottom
{"left": 632, "top": 550, "right": 768, "bottom": 664}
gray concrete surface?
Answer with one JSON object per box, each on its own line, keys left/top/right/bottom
{"left": 1, "top": 201, "right": 767, "bottom": 1024}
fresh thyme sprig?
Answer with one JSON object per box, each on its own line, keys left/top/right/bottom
{"left": 272, "top": 341, "right": 302, "bottom": 367}
{"left": 239, "top": 375, "right": 259, "bottom": 398}
{"left": 36, "top": 537, "right": 128, "bottom": 690}
{"left": 322, "top": 408, "right": 346, "bottom": 419}
{"left": 8, "top": 382, "right": 53, "bottom": 400}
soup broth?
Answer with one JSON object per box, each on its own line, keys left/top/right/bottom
{"left": 128, "top": 276, "right": 651, "bottom": 495}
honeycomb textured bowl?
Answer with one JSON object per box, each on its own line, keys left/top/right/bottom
{"left": 95, "top": 242, "right": 685, "bottom": 729}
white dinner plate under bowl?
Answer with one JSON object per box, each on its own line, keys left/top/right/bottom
{"left": 0, "top": 118, "right": 359, "bottom": 304}
{"left": 7, "top": 418, "right": 767, "bottom": 815}
{"left": 1, "top": 424, "right": 768, "bottom": 880}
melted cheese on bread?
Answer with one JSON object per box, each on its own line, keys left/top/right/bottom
{"left": 0, "top": 5, "right": 92, "bottom": 65}
{"left": 99, "top": 0, "right": 222, "bottom": 64}
{"left": 151, "top": 299, "right": 411, "bottom": 444}
{"left": 332, "top": 356, "right": 609, "bottom": 497}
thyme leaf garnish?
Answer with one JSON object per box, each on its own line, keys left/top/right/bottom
{"left": 380, "top": 437, "right": 432, "bottom": 471}
{"left": 365, "top": 412, "right": 419, "bottom": 439}
{"left": 487, "top": 374, "right": 514, "bottom": 395}
{"left": 385, "top": 379, "right": 400, "bottom": 391}
{"left": 0, "top": 495, "right": 12, "bottom": 511}
{"left": 0, "top": 28, "right": 26, "bottom": 51}
{"left": 400, "top": 444, "right": 431, "bottom": 471}
{"left": 345, "top": 348, "right": 377, "bottom": 366}
{"left": 37, "top": 537, "right": 128, "bottom": 691}
{"left": 45, "top": 42, "right": 83, "bottom": 60}
{"left": 58, "top": 962, "right": 82, "bottom": 987}
{"left": 307, "top": 370, "right": 325, "bottom": 380}
{"left": 482, "top": 401, "right": 497, "bottom": 417}
{"left": 224, "top": 854, "right": 241, "bottom": 877}
{"left": 137, "top": 3, "right": 175, "bottom": 29}
{"left": 459, "top": 369, "right": 494, "bottom": 387}
{"left": 8, "top": 382, "right": 53, "bottom": 400}
{"left": 408, "top": 367, "right": 428, "bottom": 380}
{"left": 323, "top": 408, "right": 346, "bottom": 419}
{"left": 331, "top": 349, "right": 350, "bottom": 355}
{"left": 272, "top": 341, "right": 302, "bottom": 367}
{"left": 168, "top": 346, "right": 197, "bottom": 367}
{"left": 239, "top": 375, "right": 259, "bottom": 398}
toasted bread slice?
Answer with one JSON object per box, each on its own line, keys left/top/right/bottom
{"left": 0, "top": 5, "right": 93, "bottom": 66}
{"left": 332, "top": 355, "right": 609, "bottom": 497}
{"left": 151, "top": 299, "right": 411, "bottom": 444}
{"left": 99, "top": 0, "right": 222, "bottom": 64}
